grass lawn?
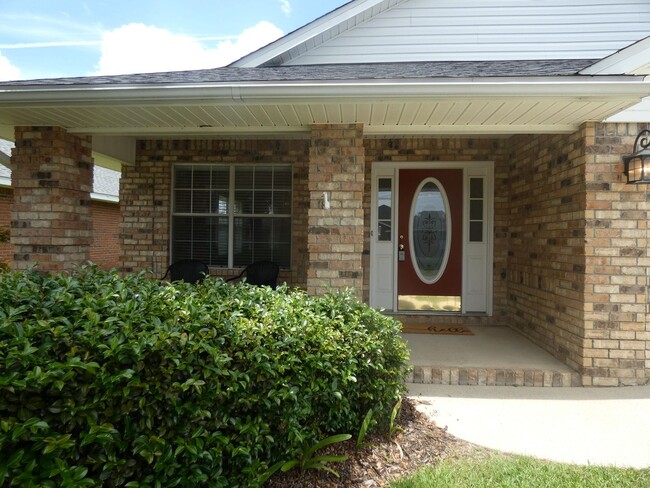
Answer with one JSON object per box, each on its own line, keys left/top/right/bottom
{"left": 391, "top": 453, "right": 650, "bottom": 488}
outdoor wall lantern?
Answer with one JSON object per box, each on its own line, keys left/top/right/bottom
{"left": 623, "top": 129, "right": 650, "bottom": 184}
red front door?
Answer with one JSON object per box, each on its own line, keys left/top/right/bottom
{"left": 397, "top": 169, "right": 463, "bottom": 311}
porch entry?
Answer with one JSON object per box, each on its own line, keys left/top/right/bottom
{"left": 370, "top": 162, "right": 493, "bottom": 314}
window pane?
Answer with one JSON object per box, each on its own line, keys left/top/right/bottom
{"left": 174, "top": 190, "right": 191, "bottom": 213}
{"left": 212, "top": 191, "right": 229, "bottom": 214}
{"left": 172, "top": 216, "right": 228, "bottom": 266}
{"left": 234, "top": 217, "right": 290, "bottom": 267}
{"left": 192, "top": 190, "right": 210, "bottom": 213}
{"left": 235, "top": 167, "right": 254, "bottom": 189}
{"left": 272, "top": 190, "right": 292, "bottom": 215}
{"left": 470, "top": 200, "right": 483, "bottom": 221}
{"left": 211, "top": 218, "right": 229, "bottom": 266}
{"left": 470, "top": 178, "right": 484, "bottom": 198}
{"left": 274, "top": 167, "right": 292, "bottom": 189}
{"left": 256, "top": 167, "right": 273, "bottom": 189}
{"left": 173, "top": 240, "right": 191, "bottom": 262}
{"left": 235, "top": 190, "right": 253, "bottom": 214}
{"left": 254, "top": 191, "right": 273, "bottom": 214}
{"left": 211, "top": 167, "right": 229, "bottom": 188}
{"left": 274, "top": 218, "right": 292, "bottom": 246}
{"left": 175, "top": 167, "right": 192, "bottom": 188}
{"left": 470, "top": 222, "right": 483, "bottom": 242}
{"left": 377, "top": 178, "right": 392, "bottom": 242}
{"left": 412, "top": 181, "right": 448, "bottom": 282}
{"left": 192, "top": 216, "right": 211, "bottom": 241}
{"left": 193, "top": 168, "right": 211, "bottom": 189}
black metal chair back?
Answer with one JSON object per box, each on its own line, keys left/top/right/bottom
{"left": 226, "top": 261, "right": 280, "bottom": 289}
{"left": 161, "top": 259, "right": 209, "bottom": 284}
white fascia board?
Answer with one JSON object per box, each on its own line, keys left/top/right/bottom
{"left": 0, "top": 176, "right": 10, "bottom": 188}
{"left": 581, "top": 37, "right": 650, "bottom": 75}
{"left": 606, "top": 97, "right": 650, "bottom": 122}
{"left": 230, "top": 0, "right": 397, "bottom": 67}
{"left": 0, "top": 76, "right": 649, "bottom": 105}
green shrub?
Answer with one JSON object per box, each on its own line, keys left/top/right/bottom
{"left": 0, "top": 266, "right": 409, "bottom": 487}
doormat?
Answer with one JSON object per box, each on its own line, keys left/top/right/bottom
{"left": 401, "top": 324, "right": 474, "bottom": 336}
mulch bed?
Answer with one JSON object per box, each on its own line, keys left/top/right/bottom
{"left": 266, "top": 397, "right": 489, "bottom": 487}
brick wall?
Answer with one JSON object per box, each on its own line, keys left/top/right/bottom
{"left": 506, "top": 129, "right": 588, "bottom": 375}
{"left": 0, "top": 187, "right": 12, "bottom": 266}
{"left": 121, "top": 139, "right": 310, "bottom": 285}
{"left": 89, "top": 201, "right": 120, "bottom": 270}
{"left": 307, "top": 125, "right": 365, "bottom": 297}
{"left": 507, "top": 123, "right": 649, "bottom": 386}
{"left": 364, "top": 137, "right": 510, "bottom": 325}
{"left": 11, "top": 126, "right": 93, "bottom": 272}
{"left": 582, "top": 122, "right": 649, "bottom": 386}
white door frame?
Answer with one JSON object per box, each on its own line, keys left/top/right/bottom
{"left": 369, "top": 161, "right": 494, "bottom": 315}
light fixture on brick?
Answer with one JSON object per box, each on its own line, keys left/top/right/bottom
{"left": 623, "top": 129, "right": 650, "bottom": 184}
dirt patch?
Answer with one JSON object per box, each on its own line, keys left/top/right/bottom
{"left": 266, "top": 397, "right": 490, "bottom": 487}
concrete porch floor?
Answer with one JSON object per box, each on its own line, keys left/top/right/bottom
{"left": 402, "top": 326, "right": 581, "bottom": 387}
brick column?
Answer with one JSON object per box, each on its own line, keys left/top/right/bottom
{"left": 119, "top": 141, "right": 171, "bottom": 277}
{"left": 11, "top": 126, "right": 93, "bottom": 272}
{"left": 307, "top": 124, "right": 365, "bottom": 297}
{"left": 582, "top": 122, "right": 650, "bottom": 386}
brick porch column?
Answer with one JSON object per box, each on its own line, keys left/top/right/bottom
{"left": 307, "top": 124, "right": 365, "bottom": 297}
{"left": 11, "top": 126, "right": 93, "bottom": 272}
{"left": 582, "top": 122, "right": 650, "bottom": 386}
{"left": 118, "top": 141, "right": 171, "bottom": 277}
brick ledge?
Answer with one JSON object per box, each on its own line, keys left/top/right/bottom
{"left": 407, "top": 366, "right": 581, "bottom": 387}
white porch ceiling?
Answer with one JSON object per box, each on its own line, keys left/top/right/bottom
{"left": 0, "top": 97, "right": 638, "bottom": 139}
{"left": 0, "top": 78, "right": 647, "bottom": 140}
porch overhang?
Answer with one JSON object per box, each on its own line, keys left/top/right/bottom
{"left": 0, "top": 75, "right": 648, "bottom": 140}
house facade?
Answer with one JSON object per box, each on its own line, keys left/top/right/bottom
{"left": 1, "top": 0, "right": 649, "bottom": 386}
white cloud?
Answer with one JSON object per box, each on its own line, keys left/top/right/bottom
{"left": 93, "top": 21, "right": 284, "bottom": 76}
{"left": 0, "top": 51, "right": 21, "bottom": 81}
{"left": 278, "top": 0, "right": 292, "bottom": 15}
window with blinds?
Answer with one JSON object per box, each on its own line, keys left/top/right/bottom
{"left": 172, "top": 164, "right": 292, "bottom": 268}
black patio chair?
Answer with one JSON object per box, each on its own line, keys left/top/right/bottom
{"left": 161, "top": 259, "right": 210, "bottom": 284}
{"left": 226, "top": 261, "right": 280, "bottom": 289}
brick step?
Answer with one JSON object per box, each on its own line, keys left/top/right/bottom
{"left": 407, "top": 366, "right": 581, "bottom": 387}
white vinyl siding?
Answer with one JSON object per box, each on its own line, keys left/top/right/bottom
{"left": 284, "top": 0, "right": 650, "bottom": 65}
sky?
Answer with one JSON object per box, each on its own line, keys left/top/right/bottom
{"left": 0, "top": 0, "right": 350, "bottom": 81}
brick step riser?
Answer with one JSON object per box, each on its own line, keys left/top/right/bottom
{"left": 408, "top": 366, "right": 582, "bottom": 387}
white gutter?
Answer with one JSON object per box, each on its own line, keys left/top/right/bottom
{"left": 0, "top": 76, "right": 649, "bottom": 105}
{"left": 0, "top": 175, "right": 10, "bottom": 188}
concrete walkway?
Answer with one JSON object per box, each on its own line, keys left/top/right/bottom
{"left": 410, "top": 383, "right": 650, "bottom": 469}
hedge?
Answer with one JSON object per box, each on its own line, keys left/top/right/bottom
{"left": 0, "top": 266, "right": 409, "bottom": 487}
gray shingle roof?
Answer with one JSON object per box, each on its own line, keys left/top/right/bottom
{"left": 0, "top": 60, "right": 599, "bottom": 86}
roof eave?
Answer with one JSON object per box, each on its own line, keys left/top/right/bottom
{"left": 0, "top": 75, "right": 648, "bottom": 105}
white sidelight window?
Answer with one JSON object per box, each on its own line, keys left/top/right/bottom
{"left": 172, "top": 164, "right": 292, "bottom": 268}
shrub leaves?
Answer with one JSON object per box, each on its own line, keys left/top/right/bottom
{"left": 0, "top": 265, "right": 409, "bottom": 486}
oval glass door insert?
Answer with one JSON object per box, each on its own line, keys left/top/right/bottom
{"left": 409, "top": 178, "right": 451, "bottom": 284}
